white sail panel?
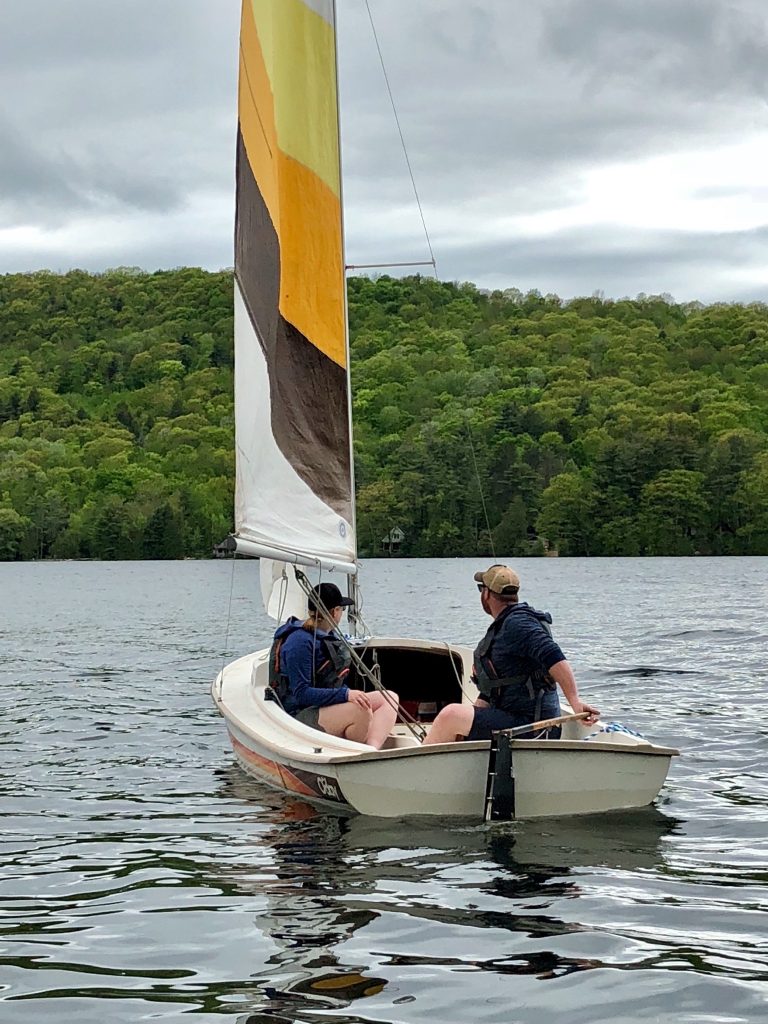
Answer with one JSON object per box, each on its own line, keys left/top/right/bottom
{"left": 233, "top": 284, "right": 355, "bottom": 568}
{"left": 259, "top": 558, "right": 313, "bottom": 622}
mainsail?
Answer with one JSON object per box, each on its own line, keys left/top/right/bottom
{"left": 233, "top": 0, "right": 355, "bottom": 577}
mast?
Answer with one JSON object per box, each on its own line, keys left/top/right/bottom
{"left": 331, "top": 0, "right": 361, "bottom": 613}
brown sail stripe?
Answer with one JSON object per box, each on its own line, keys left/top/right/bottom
{"left": 235, "top": 130, "right": 352, "bottom": 523}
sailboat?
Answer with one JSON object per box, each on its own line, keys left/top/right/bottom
{"left": 211, "top": 0, "right": 678, "bottom": 819}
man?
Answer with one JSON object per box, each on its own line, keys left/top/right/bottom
{"left": 422, "top": 564, "right": 599, "bottom": 744}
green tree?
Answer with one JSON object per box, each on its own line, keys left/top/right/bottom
{"left": 0, "top": 506, "right": 30, "bottom": 560}
{"left": 536, "top": 472, "right": 597, "bottom": 555}
{"left": 639, "top": 470, "right": 710, "bottom": 555}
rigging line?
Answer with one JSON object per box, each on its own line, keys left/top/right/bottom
{"left": 346, "top": 260, "right": 436, "bottom": 270}
{"left": 465, "top": 415, "right": 496, "bottom": 559}
{"left": 363, "top": 0, "right": 438, "bottom": 279}
{"left": 310, "top": 564, "right": 324, "bottom": 686}
{"left": 293, "top": 568, "right": 426, "bottom": 740}
{"left": 443, "top": 642, "right": 473, "bottom": 703}
{"left": 276, "top": 564, "right": 290, "bottom": 623}
{"left": 239, "top": 41, "right": 273, "bottom": 158}
{"left": 353, "top": 602, "right": 373, "bottom": 641}
{"left": 349, "top": 572, "right": 372, "bottom": 640}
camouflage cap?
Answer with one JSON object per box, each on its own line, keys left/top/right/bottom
{"left": 473, "top": 564, "right": 520, "bottom": 596}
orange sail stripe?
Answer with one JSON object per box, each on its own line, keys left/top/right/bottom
{"left": 238, "top": 0, "right": 279, "bottom": 224}
{"left": 278, "top": 155, "right": 344, "bottom": 367}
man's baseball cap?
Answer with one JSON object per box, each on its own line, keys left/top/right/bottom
{"left": 473, "top": 564, "right": 520, "bottom": 595}
{"left": 308, "top": 582, "right": 355, "bottom": 612}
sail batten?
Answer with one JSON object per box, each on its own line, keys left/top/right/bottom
{"left": 234, "top": 0, "right": 355, "bottom": 575}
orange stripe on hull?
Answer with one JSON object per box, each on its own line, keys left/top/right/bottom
{"left": 230, "top": 735, "right": 327, "bottom": 800}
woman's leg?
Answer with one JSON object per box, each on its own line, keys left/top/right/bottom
{"left": 318, "top": 703, "right": 372, "bottom": 743}
{"left": 421, "top": 703, "right": 475, "bottom": 745}
{"left": 364, "top": 690, "right": 399, "bottom": 749}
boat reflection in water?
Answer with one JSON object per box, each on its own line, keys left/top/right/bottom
{"left": 215, "top": 770, "right": 388, "bottom": 1023}
{"left": 343, "top": 802, "right": 678, "bottom": 872}
{"left": 215, "top": 769, "right": 679, "bottom": 1023}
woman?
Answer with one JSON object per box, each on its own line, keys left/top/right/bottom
{"left": 269, "top": 582, "right": 399, "bottom": 749}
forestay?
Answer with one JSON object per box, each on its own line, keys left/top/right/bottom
{"left": 233, "top": 0, "right": 356, "bottom": 596}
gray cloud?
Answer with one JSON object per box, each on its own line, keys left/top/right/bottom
{"left": 340, "top": 0, "right": 766, "bottom": 189}
{"left": 0, "top": 118, "right": 82, "bottom": 213}
{"left": 431, "top": 222, "right": 768, "bottom": 304}
{"left": 545, "top": 0, "right": 768, "bottom": 98}
{"left": 7, "top": 239, "right": 229, "bottom": 279}
{"left": 0, "top": 0, "right": 767, "bottom": 302}
{"left": 0, "top": 0, "right": 236, "bottom": 230}
{"left": 0, "top": 115, "right": 183, "bottom": 226}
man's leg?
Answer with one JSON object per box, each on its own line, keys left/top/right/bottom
{"left": 421, "top": 703, "right": 475, "bottom": 745}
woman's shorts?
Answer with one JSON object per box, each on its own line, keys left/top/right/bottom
{"left": 294, "top": 706, "right": 325, "bottom": 732}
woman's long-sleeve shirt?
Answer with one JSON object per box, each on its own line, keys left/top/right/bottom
{"left": 276, "top": 619, "right": 349, "bottom": 715}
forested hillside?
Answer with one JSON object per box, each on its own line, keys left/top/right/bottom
{"left": 1, "top": 268, "right": 768, "bottom": 560}
{"left": 0, "top": 268, "right": 234, "bottom": 560}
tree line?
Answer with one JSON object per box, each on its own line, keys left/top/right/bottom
{"left": 1, "top": 267, "right": 767, "bottom": 560}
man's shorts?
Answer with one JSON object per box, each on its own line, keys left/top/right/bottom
{"left": 467, "top": 692, "right": 562, "bottom": 741}
{"left": 467, "top": 707, "right": 518, "bottom": 740}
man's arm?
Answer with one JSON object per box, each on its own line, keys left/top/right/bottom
{"left": 547, "top": 660, "right": 599, "bottom": 723}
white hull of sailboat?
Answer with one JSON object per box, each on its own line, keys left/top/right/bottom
{"left": 223, "top": 3, "right": 679, "bottom": 824}
{"left": 212, "top": 641, "right": 677, "bottom": 820}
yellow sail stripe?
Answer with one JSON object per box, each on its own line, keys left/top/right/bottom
{"left": 251, "top": 0, "right": 340, "bottom": 196}
{"left": 239, "top": 0, "right": 345, "bottom": 367}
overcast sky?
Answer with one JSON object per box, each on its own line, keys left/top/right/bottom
{"left": 2, "top": 0, "right": 767, "bottom": 303}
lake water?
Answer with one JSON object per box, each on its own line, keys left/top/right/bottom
{"left": 1, "top": 557, "right": 767, "bottom": 1023}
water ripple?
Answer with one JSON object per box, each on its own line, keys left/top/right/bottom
{"left": 1, "top": 558, "right": 767, "bottom": 1023}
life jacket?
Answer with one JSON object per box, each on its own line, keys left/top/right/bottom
{"left": 473, "top": 605, "right": 557, "bottom": 706}
{"left": 314, "top": 633, "right": 352, "bottom": 688}
{"left": 268, "top": 619, "right": 352, "bottom": 706}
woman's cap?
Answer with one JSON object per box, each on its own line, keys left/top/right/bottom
{"left": 473, "top": 564, "right": 520, "bottom": 595}
{"left": 308, "top": 582, "right": 355, "bottom": 612}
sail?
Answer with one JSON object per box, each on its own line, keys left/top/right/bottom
{"left": 234, "top": 0, "right": 355, "bottom": 571}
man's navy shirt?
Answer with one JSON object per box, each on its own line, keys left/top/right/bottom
{"left": 476, "top": 602, "right": 565, "bottom": 707}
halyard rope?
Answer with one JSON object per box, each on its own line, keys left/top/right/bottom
{"left": 293, "top": 568, "right": 426, "bottom": 741}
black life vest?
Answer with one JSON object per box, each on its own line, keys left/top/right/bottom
{"left": 473, "top": 605, "right": 557, "bottom": 706}
{"left": 268, "top": 626, "right": 352, "bottom": 706}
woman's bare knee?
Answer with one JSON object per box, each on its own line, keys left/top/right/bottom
{"left": 368, "top": 691, "right": 399, "bottom": 711}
